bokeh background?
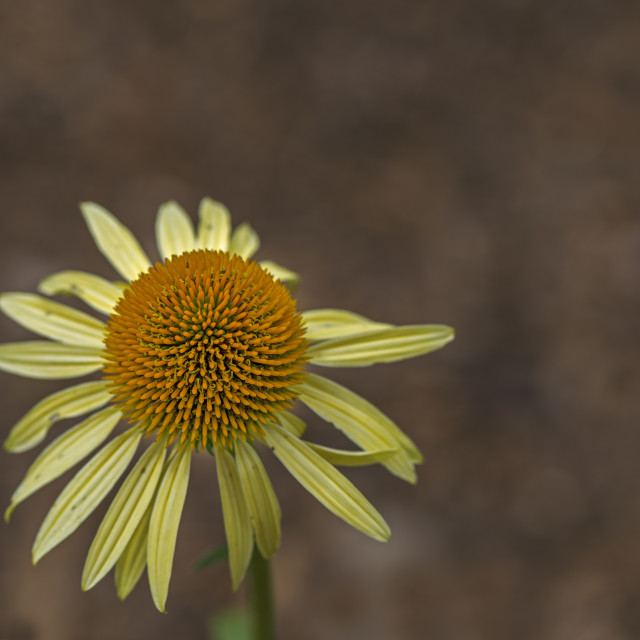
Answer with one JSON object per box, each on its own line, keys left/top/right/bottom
{"left": 1, "top": 2, "right": 640, "bottom": 639}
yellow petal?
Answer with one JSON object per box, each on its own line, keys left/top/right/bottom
{"left": 147, "top": 444, "right": 191, "bottom": 613}
{"left": 235, "top": 439, "right": 281, "bottom": 558}
{"left": 5, "top": 380, "right": 112, "bottom": 453}
{"left": 215, "top": 446, "right": 253, "bottom": 589}
{"left": 0, "top": 341, "right": 104, "bottom": 379}
{"left": 196, "top": 198, "right": 231, "bottom": 251}
{"left": 306, "top": 443, "right": 398, "bottom": 467}
{"left": 115, "top": 447, "right": 179, "bottom": 600}
{"left": 307, "top": 325, "right": 455, "bottom": 366}
{"left": 156, "top": 201, "right": 196, "bottom": 260}
{"left": 38, "top": 270, "right": 123, "bottom": 315}
{"left": 229, "top": 223, "right": 260, "bottom": 259}
{"left": 115, "top": 502, "right": 152, "bottom": 600}
{"left": 82, "top": 440, "right": 166, "bottom": 590}
{"left": 6, "top": 406, "right": 121, "bottom": 521}
{"left": 263, "top": 422, "right": 390, "bottom": 542}
{"left": 81, "top": 202, "right": 152, "bottom": 282}
{"left": 299, "top": 373, "right": 420, "bottom": 483}
{"left": 274, "top": 411, "right": 306, "bottom": 438}
{"left": 32, "top": 427, "right": 142, "bottom": 564}
{"left": 0, "top": 293, "right": 106, "bottom": 347}
{"left": 258, "top": 261, "right": 299, "bottom": 285}
{"left": 301, "top": 309, "right": 392, "bottom": 342}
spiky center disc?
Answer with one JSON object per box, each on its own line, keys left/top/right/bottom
{"left": 103, "top": 250, "right": 307, "bottom": 450}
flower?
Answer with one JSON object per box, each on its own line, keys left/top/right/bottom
{"left": 1, "top": 198, "right": 454, "bottom": 612}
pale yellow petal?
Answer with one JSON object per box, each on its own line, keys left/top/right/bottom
{"left": 38, "top": 270, "right": 123, "bottom": 315}
{"left": 235, "top": 439, "right": 281, "bottom": 558}
{"left": 147, "top": 445, "right": 191, "bottom": 613}
{"left": 0, "top": 341, "right": 104, "bottom": 379}
{"left": 155, "top": 201, "right": 196, "bottom": 260}
{"left": 258, "top": 261, "right": 299, "bottom": 285}
{"left": 301, "top": 309, "right": 392, "bottom": 342}
{"left": 229, "top": 223, "right": 259, "bottom": 259}
{"left": 81, "top": 202, "right": 152, "bottom": 281}
{"left": 307, "top": 443, "right": 398, "bottom": 467}
{"left": 83, "top": 440, "right": 166, "bottom": 590}
{"left": 0, "top": 293, "right": 106, "bottom": 347}
{"left": 215, "top": 446, "right": 253, "bottom": 589}
{"left": 116, "top": 448, "right": 179, "bottom": 600}
{"left": 264, "top": 422, "right": 390, "bottom": 541}
{"left": 307, "top": 325, "right": 454, "bottom": 367}
{"left": 5, "top": 380, "right": 112, "bottom": 453}
{"left": 115, "top": 502, "right": 152, "bottom": 600}
{"left": 5, "top": 406, "right": 121, "bottom": 521}
{"left": 32, "top": 427, "right": 142, "bottom": 564}
{"left": 274, "top": 411, "right": 306, "bottom": 438}
{"left": 113, "top": 281, "right": 128, "bottom": 292}
{"left": 196, "top": 198, "right": 231, "bottom": 251}
{"left": 299, "top": 373, "right": 420, "bottom": 483}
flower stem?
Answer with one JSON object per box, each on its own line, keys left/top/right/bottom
{"left": 249, "top": 548, "right": 276, "bottom": 640}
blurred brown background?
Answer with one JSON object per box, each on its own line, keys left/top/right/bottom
{"left": 1, "top": 1, "right": 640, "bottom": 639}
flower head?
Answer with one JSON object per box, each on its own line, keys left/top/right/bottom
{"left": 1, "top": 198, "right": 454, "bottom": 612}
{"left": 104, "top": 249, "right": 308, "bottom": 450}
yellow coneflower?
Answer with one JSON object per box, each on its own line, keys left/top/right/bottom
{"left": 0, "top": 198, "right": 454, "bottom": 612}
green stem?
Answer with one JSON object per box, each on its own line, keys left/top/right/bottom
{"left": 249, "top": 548, "right": 276, "bottom": 640}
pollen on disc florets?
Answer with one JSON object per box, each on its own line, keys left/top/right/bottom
{"left": 103, "top": 250, "right": 308, "bottom": 451}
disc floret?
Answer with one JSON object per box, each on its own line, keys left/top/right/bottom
{"left": 103, "top": 250, "right": 307, "bottom": 450}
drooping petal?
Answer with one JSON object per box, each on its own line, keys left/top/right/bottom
{"left": 0, "top": 293, "right": 106, "bottom": 347}
{"left": 274, "top": 411, "right": 306, "bottom": 438}
{"left": 82, "top": 439, "right": 166, "bottom": 591}
{"left": 234, "top": 439, "right": 281, "bottom": 558}
{"left": 81, "top": 202, "right": 152, "bottom": 282}
{"left": 5, "top": 380, "right": 112, "bottom": 452}
{"left": 116, "top": 448, "right": 178, "bottom": 600}
{"left": 263, "top": 422, "right": 390, "bottom": 542}
{"left": 259, "top": 261, "right": 299, "bottom": 285}
{"left": 307, "top": 325, "right": 455, "bottom": 366}
{"left": 215, "top": 446, "right": 254, "bottom": 589}
{"left": 147, "top": 444, "right": 191, "bottom": 613}
{"left": 299, "top": 373, "right": 420, "bottom": 483}
{"left": 32, "top": 427, "right": 142, "bottom": 564}
{"left": 155, "top": 201, "right": 196, "bottom": 260}
{"left": 196, "top": 198, "right": 231, "bottom": 251}
{"left": 301, "top": 309, "right": 392, "bottom": 342}
{"left": 5, "top": 406, "right": 121, "bottom": 521}
{"left": 306, "top": 443, "right": 398, "bottom": 467}
{"left": 229, "top": 223, "right": 259, "bottom": 259}
{"left": 38, "top": 270, "right": 123, "bottom": 315}
{"left": 0, "top": 342, "right": 104, "bottom": 379}
{"left": 115, "top": 502, "right": 152, "bottom": 600}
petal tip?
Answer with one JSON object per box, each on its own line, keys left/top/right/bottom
{"left": 373, "top": 520, "right": 392, "bottom": 542}
{"left": 230, "top": 573, "right": 243, "bottom": 591}
{"left": 79, "top": 201, "right": 102, "bottom": 220}
{"left": 4, "top": 503, "right": 15, "bottom": 523}
{"left": 81, "top": 568, "right": 97, "bottom": 592}
{"left": 151, "top": 595, "right": 168, "bottom": 614}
